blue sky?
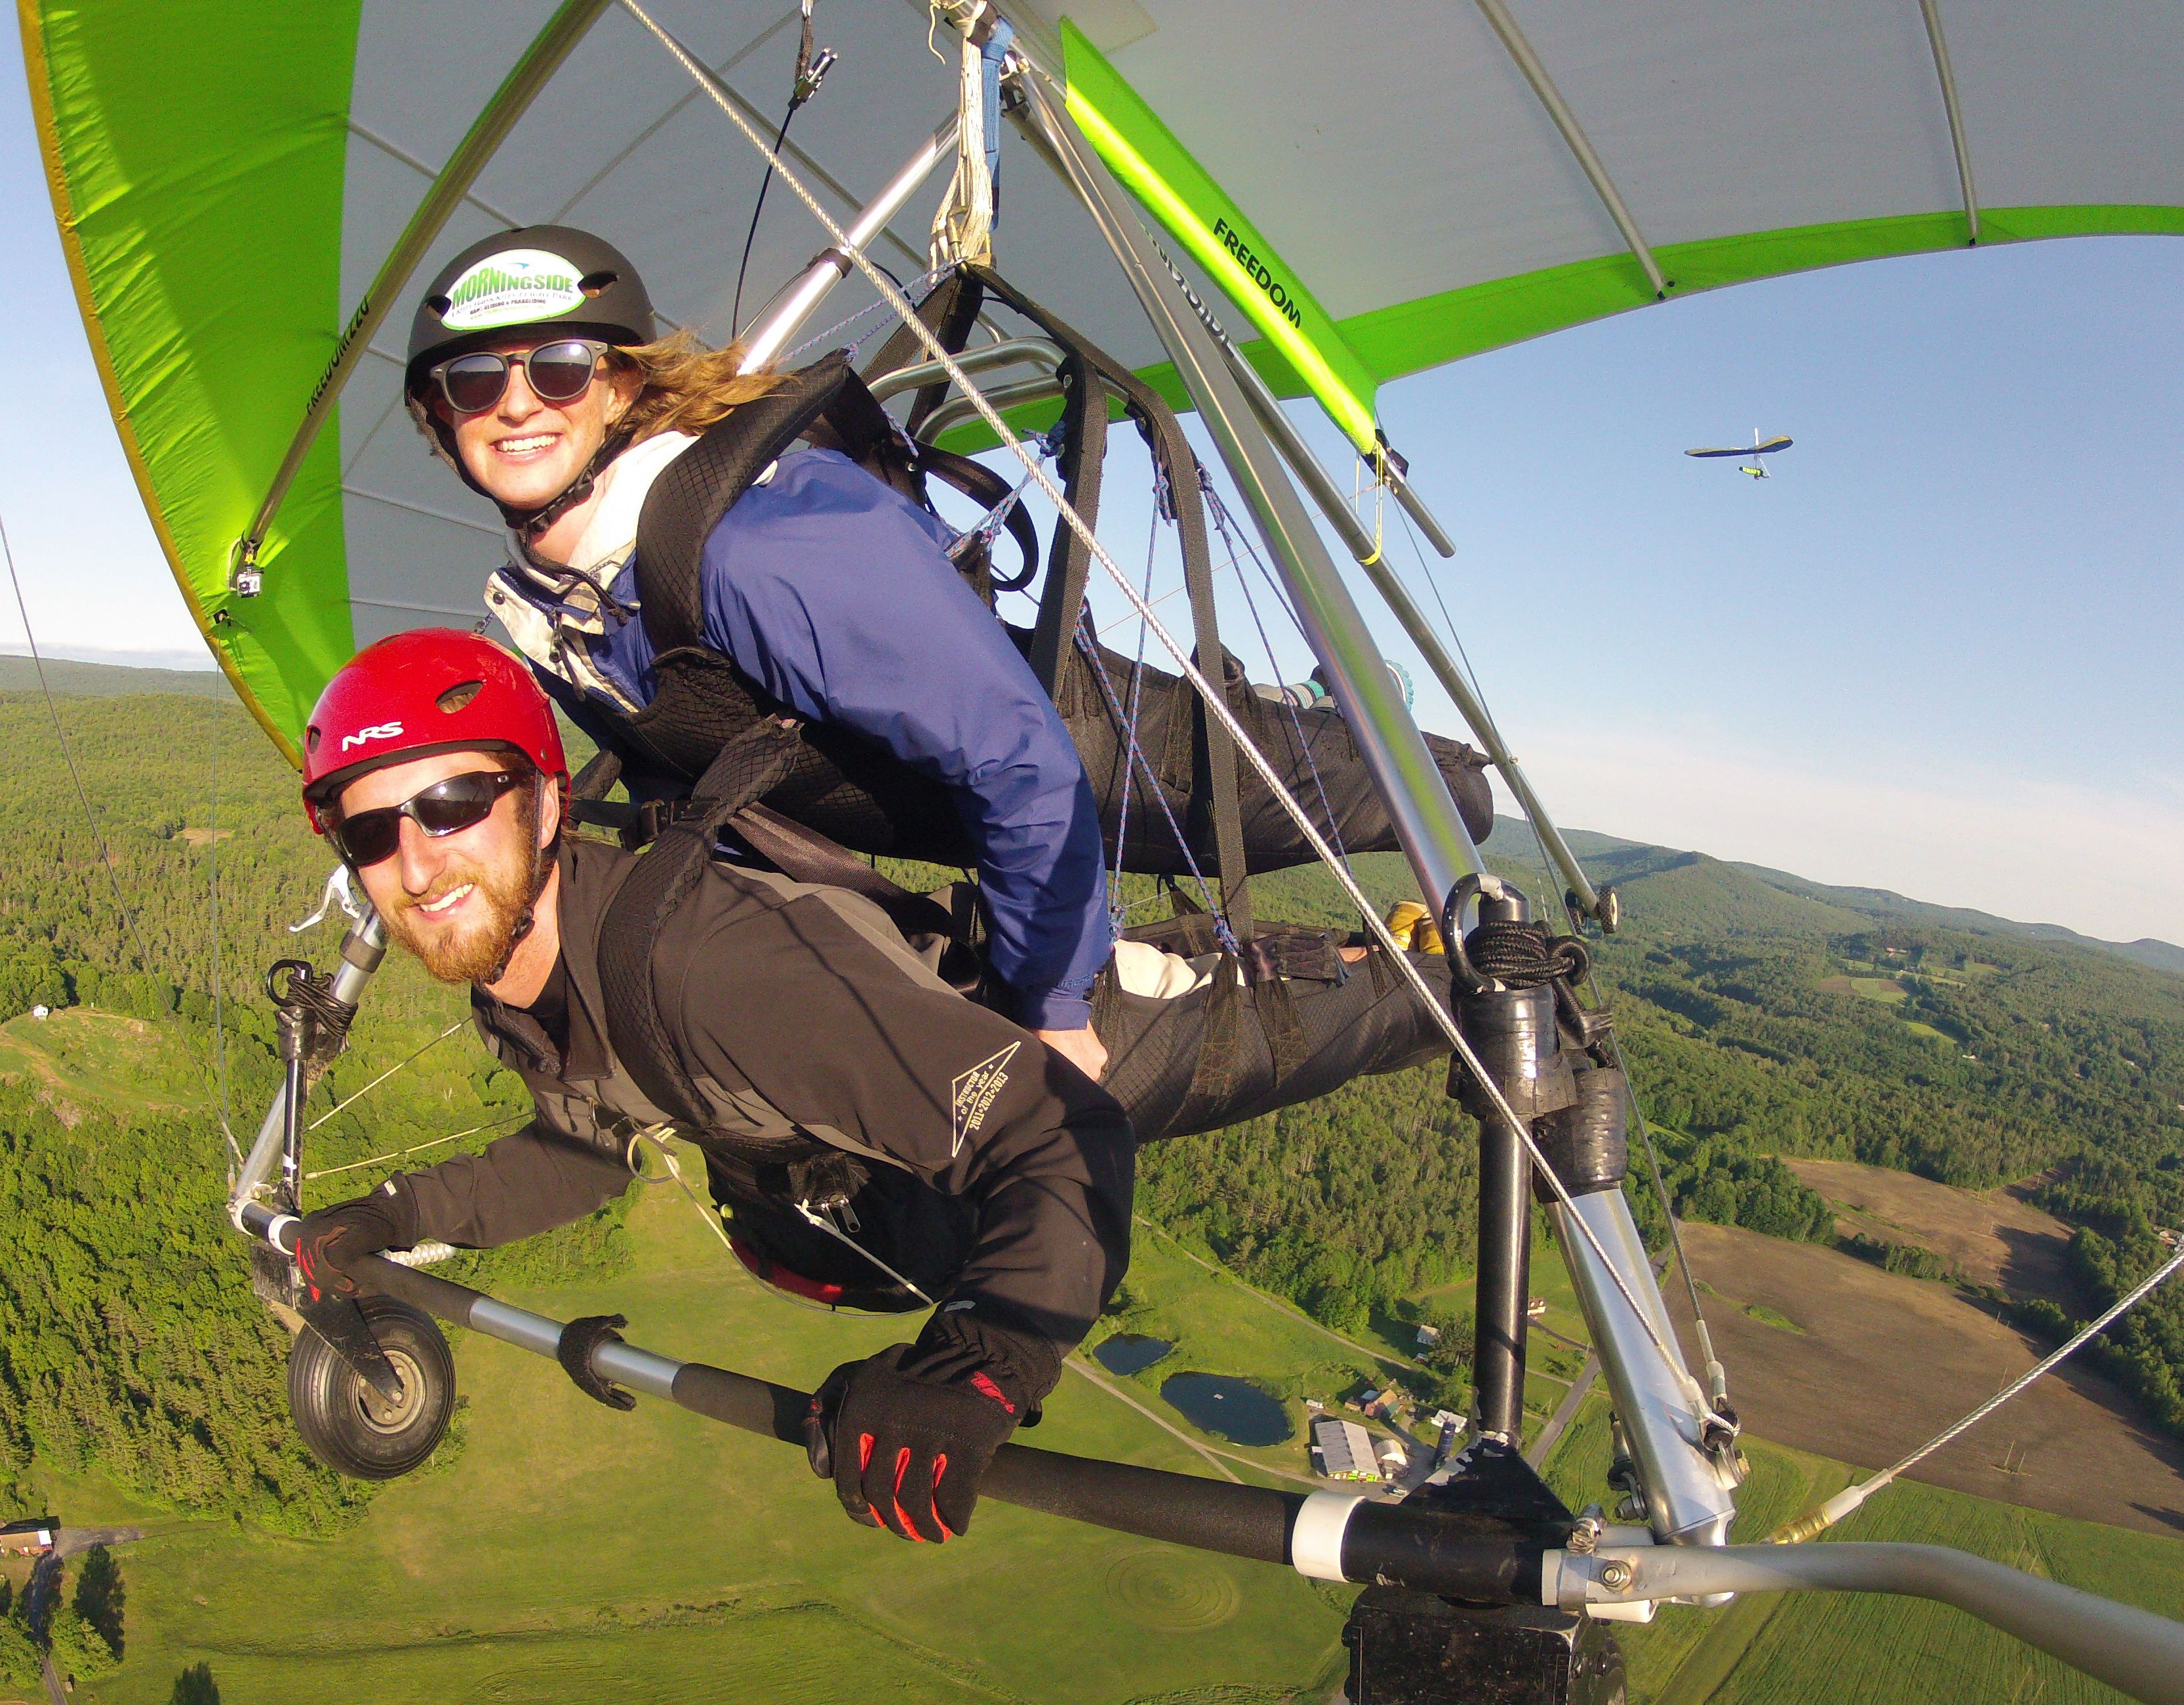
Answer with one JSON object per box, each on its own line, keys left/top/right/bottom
{"left": 2, "top": 24, "right": 2177, "bottom": 945}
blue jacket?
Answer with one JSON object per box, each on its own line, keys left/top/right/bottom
{"left": 525, "top": 447, "right": 1112, "bottom": 1030}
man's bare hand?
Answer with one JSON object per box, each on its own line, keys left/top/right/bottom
{"left": 1035, "top": 1024, "right": 1109, "bottom": 1083}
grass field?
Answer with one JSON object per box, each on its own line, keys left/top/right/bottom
{"left": 61, "top": 1187, "right": 1359, "bottom": 1704}
{"left": 1538, "top": 1390, "right": 2184, "bottom": 1704}
{"left": 37, "top": 1170, "right": 2184, "bottom": 1704}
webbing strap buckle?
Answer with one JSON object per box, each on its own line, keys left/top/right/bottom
{"left": 567, "top": 795, "right": 714, "bottom": 851}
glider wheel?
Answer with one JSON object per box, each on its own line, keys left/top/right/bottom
{"left": 287, "top": 1296, "right": 454, "bottom": 1480}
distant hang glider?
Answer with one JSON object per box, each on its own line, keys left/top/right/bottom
{"left": 1687, "top": 429, "right": 1795, "bottom": 478}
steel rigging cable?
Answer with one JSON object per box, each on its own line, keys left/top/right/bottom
{"left": 729, "top": 1, "right": 835, "bottom": 339}
{"left": 620, "top": 0, "right": 1703, "bottom": 1395}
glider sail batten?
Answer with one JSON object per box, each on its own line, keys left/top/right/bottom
{"left": 22, "top": 0, "right": 367, "bottom": 758}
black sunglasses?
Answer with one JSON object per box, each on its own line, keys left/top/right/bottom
{"left": 429, "top": 338, "right": 613, "bottom": 414}
{"left": 328, "top": 769, "right": 526, "bottom": 868}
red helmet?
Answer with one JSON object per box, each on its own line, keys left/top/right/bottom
{"left": 302, "top": 630, "right": 566, "bottom": 832}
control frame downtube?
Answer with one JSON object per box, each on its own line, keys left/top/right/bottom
{"left": 1473, "top": 1108, "right": 1534, "bottom": 1441}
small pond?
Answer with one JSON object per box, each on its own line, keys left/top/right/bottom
{"left": 1159, "top": 1373, "right": 1293, "bottom": 1447}
{"left": 1093, "top": 1333, "right": 1174, "bottom": 1376}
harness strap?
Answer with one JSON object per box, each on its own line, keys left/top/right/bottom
{"left": 859, "top": 270, "right": 986, "bottom": 438}
{"left": 966, "top": 266, "right": 1253, "bottom": 937}
{"left": 572, "top": 728, "right": 960, "bottom": 943}
{"left": 856, "top": 274, "right": 1037, "bottom": 594}
{"left": 635, "top": 350, "right": 885, "bottom": 654}
{"left": 595, "top": 719, "right": 805, "bottom": 1133}
{"left": 729, "top": 801, "right": 958, "bottom": 942}
{"left": 569, "top": 744, "right": 622, "bottom": 805}
{"left": 1030, "top": 354, "right": 1107, "bottom": 697}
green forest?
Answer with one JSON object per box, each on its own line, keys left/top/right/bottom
{"left": 0, "top": 674, "right": 2179, "bottom": 1552}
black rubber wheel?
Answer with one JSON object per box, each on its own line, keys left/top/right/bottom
{"left": 287, "top": 1296, "right": 455, "bottom": 1480}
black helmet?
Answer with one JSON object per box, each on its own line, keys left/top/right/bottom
{"left": 406, "top": 225, "right": 657, "bottom": 399}
{"left": 405, "top": 226, "right": 658, "bottom": 540}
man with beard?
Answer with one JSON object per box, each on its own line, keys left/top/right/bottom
{"left": 293, "top": 628, "right": 1134, "bottom": 1544}
{"left": 292, "top": 629, "right": 1453, "bottom": 1541}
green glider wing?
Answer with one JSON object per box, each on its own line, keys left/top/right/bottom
{"left": 22, "top": 0, "right": 2184, "bottom": 758}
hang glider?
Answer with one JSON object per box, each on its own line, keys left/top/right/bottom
{"left": 22, "top": 1, "right": 2184, "bottom": 747}
{"left": 22, "top": 7, "right": 2184, "bottom": 1698}
{"left": 1688, "top": 430, "right": 1795, "bottom": 478}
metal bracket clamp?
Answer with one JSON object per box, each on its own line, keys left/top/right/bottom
{"left": 228, "top": 538, "right": 264, "bottom": 599}
{"left": 1438, "top": 870, "right": 1519, "bottom": 994}
{"left": 290, "top": 864, "right": 365, "bottom": 934}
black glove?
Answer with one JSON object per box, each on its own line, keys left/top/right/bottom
{"left": 292, "top": 1183, "right": 416, "bottom": 1303}
{"left": 805, "top": 1344, "right": 1025, "bottom": 1542}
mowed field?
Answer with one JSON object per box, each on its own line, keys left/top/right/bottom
{"left": 1666, "top": 1219, "right": 2184, "bottom": 1535}
{"left": 1783, "top": 1155, "right": 2082, "bottom": 1306}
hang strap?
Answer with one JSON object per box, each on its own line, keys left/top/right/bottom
{"left": 966, "top": 266, "right": 1252, "bottom": 937}
{"left": 859, "top": 271, "right": 986, "bottom": 438}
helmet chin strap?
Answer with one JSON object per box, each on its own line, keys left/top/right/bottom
{"left": 408, "top": 386, "right": 637, "bottom": 552}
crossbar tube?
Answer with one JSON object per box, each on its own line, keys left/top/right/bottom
{"left": 736, "top": 113, "right": 960, "bottom": 373}
{"left": 1551, "top": 1544, "right": 2184, "bottom": 1705}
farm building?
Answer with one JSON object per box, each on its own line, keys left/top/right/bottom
{"left": 1310, "top": 1416, "right": 1380, "bottom": 1481}
{"left": 1, "top": 1517, "right": 56, "bottom": 1556}
{"left": 1376, "top": 1437, "right": 1409, "bottom": 1475}
{"left": 1414, "top": 1322, "right": 1441, "bottom": 1348}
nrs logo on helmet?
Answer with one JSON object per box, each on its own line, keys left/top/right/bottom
{"left": 299, "top": 630, "right": 568, "bottom": 837}
{"left": 437, "top": 249, "right": 587, "bottom": 332}
{"left": 340, "top": 722, "right": 406, "bottom": 752}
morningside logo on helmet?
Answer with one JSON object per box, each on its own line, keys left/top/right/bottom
{"left": 437, "top": 249, "right": 589, "bottom": 332}
{"left": 407, "top": 226, "right": 656, "bottom": 393}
